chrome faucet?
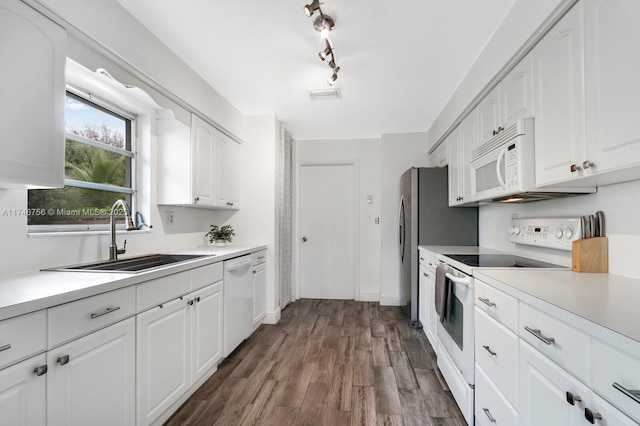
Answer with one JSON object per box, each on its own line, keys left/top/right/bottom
{"left": 109, "top": 199, "right": 136, "bottom": 261}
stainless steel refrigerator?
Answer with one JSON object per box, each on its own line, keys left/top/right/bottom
{"left": 399, "top": 167, "right": 478, "bottom": 328}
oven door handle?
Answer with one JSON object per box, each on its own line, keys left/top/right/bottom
{"left": 445, "top": 272, "right": 472, "bottom": 287}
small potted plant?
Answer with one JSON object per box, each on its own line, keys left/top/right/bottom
{"left": 205, "top": 224, "right": 235, "bottom": 247}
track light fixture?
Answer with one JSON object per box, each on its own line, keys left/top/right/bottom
{"left": 303, "top": 1, "right": 341, "bottom": 86}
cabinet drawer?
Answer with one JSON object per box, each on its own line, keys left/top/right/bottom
{"left": 191, "top": 262, "right": 223, "bottom": 291}
{"left": 588, "top": 393, "right": 639, "bottom": 426}
{"left": 519, "top": 302, "right": 590, "bottom": 384}
{"left": 48, "top": 286, "right": 135, "bottom": 348}
{"left": 251, "top": 250, "right": 267, "bottom": 267}
{"left": 475, "top": 279, "right": 518, "bottom": 332}
{"left": 475, "top": 307, "right": 519, "bottom": 407}
{"left": 475, "top": 364, "right": 518, "bottom": 426}
{"left": 0, "top": 310, "right": 47, "bottom": 370}
{"left": 592, "top": 339, "right": 640, "bottom": 423}
{"left": 137, "top": 270, "right": 190, "bottom": 312}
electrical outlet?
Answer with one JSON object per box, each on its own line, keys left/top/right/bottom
{"left": 165, "top": 211, "right": 174, "bottom": 224}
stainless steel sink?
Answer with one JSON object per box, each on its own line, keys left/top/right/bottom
{"left": 44, "top": 253, "right": 211, "bottom": 273}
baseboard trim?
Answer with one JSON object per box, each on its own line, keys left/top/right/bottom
{"left": 379, "top": 296, "right": 407, "bottom": 306}
{"left": 263, "top": 308, "right": 281, "bottom": 324}
{"left": 357, "top": 292, "right": 380, "bottom": 302}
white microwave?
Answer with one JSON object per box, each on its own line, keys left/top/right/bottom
{"left": 469, "top": 118, "right": 592, "bottom": 203}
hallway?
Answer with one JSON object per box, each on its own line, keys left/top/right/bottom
{"left": 166, "top": 299, "right": 465, "bottom": 425}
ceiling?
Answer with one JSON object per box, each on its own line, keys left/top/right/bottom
{"left": 116, "top": 0, "right": 518, "bottom": 141}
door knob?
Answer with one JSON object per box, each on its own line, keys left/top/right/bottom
{"left": 302, "top": 237, "right": 308, "bottom": 242}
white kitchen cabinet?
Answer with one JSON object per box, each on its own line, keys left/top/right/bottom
{"left": 447, "top": 127, "right": 462, "bottom": 206}
{"left": 583, "top": 0, "right": 640, "bottom": 185}
{"left": 418, "top": 263, "right": 428, "bottom": 332}
{"left": 0, "top": 353, "right": 47, "bottom": 426}
{"left": 190, "top": 281, "right": 223, "bottom": 383}
{"left": 157, "top": 113, "right": 241, "bottom": 209}
{"left": 136, "top": 297, "right": 190, "bottom": 426}
{"left": 448, "top": 111, "right": 478, "bottom": 206}
{"left": 419, "top": 248, "right": 438, "bottom": 349}
{"left": 477, "top": 86, "right": 502, "bottom": 145}
{"left": 137, "top": 270, "right": 224, "bottom": 426}
{"left": 520, "top": 340, "right": 590, "bottom": 426}
{"left": 501, "top": 54, "right": 534, "bottom": 126}
{"left": 252, "top": 251, "right": 267, "bottom": 327}
{"left": 475, "top": 363, "right": 518, "bottom": 426}
{"left": 47, "top": 318, "right": 135, "bottom": 426}
{"left": 533, "top": 2, "right": 588, "bottom": 187}
{"left": 0, "top": 0, "right": 66, "bottom": 189}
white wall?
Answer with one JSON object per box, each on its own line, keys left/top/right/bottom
{"left": 479, "top": 179, "right": 640, "bottom": 278}
{"left": 296, "top": 138, "right": 382, "bottom": 301}
{"left": 379, "top": 133, "right": 430, "bottom": 305}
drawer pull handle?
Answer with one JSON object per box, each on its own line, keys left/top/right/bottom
{"left": 584, "top": 407, "right": 602, "bottom": 424}
{"left": 483, "top": 345, "right": 497, "bottom": 357}
{"left": 257, "top": 256, "right": 265, "bottom": 260}
{"left": 482, "top": 408, "right": 496, "bottom": 423}
{"left": 613, "top": 382, "right": 640, "bottom": 404}
{"left": 478, "top": 297, "right": 496, "bottom": 307}
{"left": 33, "top": 365, "right": 47, "bottom": 376}
{"left": 57, "top": 355, "right": 70, "bottom": 366}
{"left": 90, "top": 306, "right": 121, "bottom": 319}
{"left": 566, "top": 391, "right": 582, "bottom": 405}
{"left": 524, "top": 326, "right": 555, "bottom": 345}
{"left": 0, "top": 344, "right": 11, "bottom": 352}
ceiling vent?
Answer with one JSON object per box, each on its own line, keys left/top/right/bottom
{"left": 308, "top": 87, "right": 342, "bottom": 101}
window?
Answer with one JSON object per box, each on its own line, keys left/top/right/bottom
{"left": 28, "top": 91, "right": 136, "bottom": 231}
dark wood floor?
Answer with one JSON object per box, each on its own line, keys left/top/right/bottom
{"left": 165, "top": 299, "right": 466, "bottom": 426}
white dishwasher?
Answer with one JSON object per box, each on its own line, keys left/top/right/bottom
{"left": 223, "top": 255, "right": 253, "bottom": 357}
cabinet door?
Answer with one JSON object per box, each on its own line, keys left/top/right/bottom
{"left": 136, "top": 298, "right": 190, "bottom": 426}
{"left": 191, "top": 281, "right": 223, "bottom": 383}
{"left": 191, "top": 115, "right": 216, "bottom": 206}
{"left": 501, "top": 54, "right": 534, "bottom": 125}
{"left": 0, "top": 0, "right": 65, "bottom": 189}
{"left": 446, "top": 127, "right": 462, "bottom": 206}
{"left": 0, "top": 354, "right": 46, "bottom": 426}
{"left": 519, "top": 341, "right": 590, "bottom": 426}
{"left": 47, "top": 318, "right": 135, "bottom": 426}
{"left": 477, "top": 86, "right": 501, "bottom": 145}
{"left": 584, "top": 0, "right": 640, "bottom": 176}
{"left": 533, "top": 2, "right": 587, "bottom": 186}
{"left": 426, "top": 266, "right": 437, "bottom": 348}
{"left": 225, "top": 137, "right": 241, "bottom": 209}
{"left": 418, "top": 264, "right": 428, "bottom": 331}
{"left": 252, "top": 263, "right": 267, "bottom": 326}
{"left": 458, "top": 111, "right": 478, "bottom": 202}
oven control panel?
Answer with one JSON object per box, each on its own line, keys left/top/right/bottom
{"left": 508, "top": 217, "right": 582, "bottom": 251}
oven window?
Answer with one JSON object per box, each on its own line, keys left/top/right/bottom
{"left": 443, "top": 293, "right": 464, "bottom": 351}
{"left": 475, "top": 160, "right": 500, "bottom": 192}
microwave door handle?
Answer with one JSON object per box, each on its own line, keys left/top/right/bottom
{"left": 496, "top": 145, "right": 508, "bottom": 189}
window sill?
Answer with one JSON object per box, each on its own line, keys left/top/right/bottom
{"left": 28, "top": 229, "right": 152, "bottom": 238}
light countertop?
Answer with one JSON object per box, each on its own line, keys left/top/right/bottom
{"left": 0, "top": 244, "right": 266, "bottom": 321}
{"left": 475, "top": 269, "right": 640, "bottom": 346}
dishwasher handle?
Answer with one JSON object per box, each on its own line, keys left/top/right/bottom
{"left": 226, "top": 260, "right": 253, "bottom": 272}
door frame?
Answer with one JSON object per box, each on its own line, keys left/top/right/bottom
{"left": 294, "top": 160, "right": 360, "bottom": 301}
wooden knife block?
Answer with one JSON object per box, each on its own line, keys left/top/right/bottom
{"left": 572, "top": 237, "right": 608, "bottom": 273}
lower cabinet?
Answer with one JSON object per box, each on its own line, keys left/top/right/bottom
{"left": 252, "top": 262, "right": 267, "bottom": 327}
{"left": 0, "top": 353, "right": 47, "bottom": 426}
{"left": 47, "top": 318, "right": 136, "bottom": 426}
{"left": 136, "top": 281, "right": 223, "bottom": 426}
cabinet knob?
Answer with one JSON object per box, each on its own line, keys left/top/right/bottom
{"left": 57, "top": 355, "right": 70, "bottom": 366}
{"left": 195, "top": 197, "right": 200, "bottom": 203}
{"left": 584, "top": 407, "right": 602, "bottom": 424}
{"left": 566, "top": 391, "right": 582, "bottom": 405}
{"left": 570, "top": 164, "right": 582, "bottom": 173}
{"left": 582, "top": 160, "right": 595, "bottom": 169}
{"left": 33, "top": 365, "right": 48, "bottom": 376}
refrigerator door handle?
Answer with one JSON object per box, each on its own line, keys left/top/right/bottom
{"left": 398, "top": 196, "right": 405, "bottom": 262}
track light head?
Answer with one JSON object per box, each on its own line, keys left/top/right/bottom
{"left": 327, "top": 69, "right": 339, "bottom": 86}
{"left": 319, "top": 40, "right": 332, "bottom": 61}
{"left": 304, "top": 0, "right": 321, "bottom": 17}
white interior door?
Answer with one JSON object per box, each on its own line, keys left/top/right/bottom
{"left": 299, "top": 163, "right": 356, "bottom": 299}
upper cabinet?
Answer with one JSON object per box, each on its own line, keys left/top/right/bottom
{"left": 533, "top": 2, "right": 587, "bottom": 187}
{"left": 0, "top": 0, "right": 66, "bottom": 189}
{"left": 583, "top": 0, "right": 640, "bottom": 184}
{"left": 536, "top": 0, "right": 640, "bottom": 188}
{"left": 157, "top": 113, "right": 241, "bottom": 209}
{"left": 478, "top": 55, "right": 534, "bottom": 146}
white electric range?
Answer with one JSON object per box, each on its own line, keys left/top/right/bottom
{"left": 431, "top": 217, "right": 581, "bottom": 424}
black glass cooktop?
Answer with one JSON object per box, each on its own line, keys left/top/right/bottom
{"left": 443, "top": 254, "right": 563, "bottom": 269}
